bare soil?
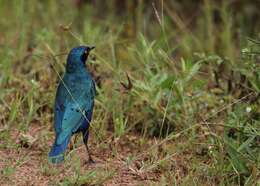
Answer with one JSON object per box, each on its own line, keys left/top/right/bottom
{"left": 0, "top": 127, "right": 173, "bottom": 186}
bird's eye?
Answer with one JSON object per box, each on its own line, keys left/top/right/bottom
{"left": 80, "top": 50, "right": 88, "bottom": 62}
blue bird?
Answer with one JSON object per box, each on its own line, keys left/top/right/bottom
{"left": 48, "top": 46, "right": 96, "bottom": 164}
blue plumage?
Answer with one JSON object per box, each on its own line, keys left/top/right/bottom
{"left": 48, "top": 46, "right": 96, "bottom": 164}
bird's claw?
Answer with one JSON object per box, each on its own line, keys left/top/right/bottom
{"left": 88, "top": 158, "right": 95, "bottom": 164}
{"left": 84, "top": 158, "right": 95, "bottom": 165}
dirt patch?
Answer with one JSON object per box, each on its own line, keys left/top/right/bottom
{"left": 0, "top": 129, "right": 165, "bottom": 185}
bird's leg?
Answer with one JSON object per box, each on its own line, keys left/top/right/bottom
{"left": 84, "top": 142, "right": 95, "bottom": 164}
{"left": 83, "top": 130, "right": 95, "bottom": 164}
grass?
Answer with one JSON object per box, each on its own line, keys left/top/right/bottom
{"left": 0, "top": 0, "right": 259, "bottom": 185}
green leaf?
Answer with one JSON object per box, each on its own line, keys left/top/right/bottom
{"left": 184, "top": 61, "right": 202, "bottom": 83}
{"left": 224, "top": 137, "right": 249, "bottom": 174}
{"left": 238, "top": 135, "right": 256, "bottom": 152}
{"left": 160, "top": 76, "right": 176, "bottom": 89}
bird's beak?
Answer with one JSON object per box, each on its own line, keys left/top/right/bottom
{"left": 84, "top": 46, "right": 95, "bottom": 56}
{"left": 88, "top": 46, "right": 95, "bottom": 51}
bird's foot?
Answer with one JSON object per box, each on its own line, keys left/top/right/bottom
{"left": 84, "top": 157, "right": 95, "bottom": 165}
{"left": 88, "top": 157, "right": 95, "bottom": 164}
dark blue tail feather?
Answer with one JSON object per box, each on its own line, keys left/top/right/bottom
{"left": 48, "top": 135, "right": 71, "bottom": 164}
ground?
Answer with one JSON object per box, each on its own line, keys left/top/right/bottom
{"left": 0, "top": 126, "right": 180, "bottom": 186}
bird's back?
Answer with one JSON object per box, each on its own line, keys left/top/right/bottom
{"left": 54, "top": 72, "right": 95, "bottom": 134}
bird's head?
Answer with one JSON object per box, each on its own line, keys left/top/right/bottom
{"left": 66, "top": 45, "right": 95, "bottom": 72}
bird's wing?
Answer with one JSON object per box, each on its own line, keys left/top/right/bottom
{"left": 56, "top": 93, "right": 88, "bottom": 144}
{"left": 56, "top": 81, "right": 95, "bottom": 145}
{"left": 54, "top": 83, "right": 67, "bottom": 133}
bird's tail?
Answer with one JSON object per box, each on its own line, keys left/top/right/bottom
{"left": 48, "top": 135, "right": 71, "bottom": 164}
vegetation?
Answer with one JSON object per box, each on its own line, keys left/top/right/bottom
{"left": 0, "top": 0, "right": 259, "bottom": 185}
